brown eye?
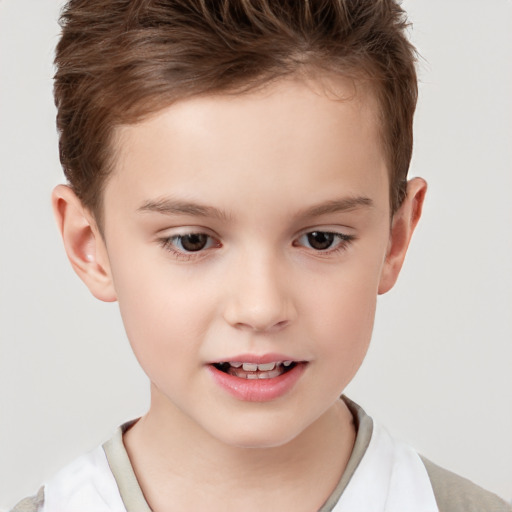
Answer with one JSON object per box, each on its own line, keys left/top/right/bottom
{"left": 179, "top": 234, "right": 209, "bottom": 252}
{"left": 294, "top": 230, "right": 354, "bottom": 254}
{"left": 160, "top": 232, "right": 220, "bottom": 258}
{"left": 306, "top": 231, "right": 335, "bottom": 250}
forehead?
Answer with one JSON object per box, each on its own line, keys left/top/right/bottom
{"left": 106, "top": 76, "right": 388, "bottom": 220}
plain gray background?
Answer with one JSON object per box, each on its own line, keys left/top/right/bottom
{"left": 1, "top": 0, "right": 511, "bottom": 508}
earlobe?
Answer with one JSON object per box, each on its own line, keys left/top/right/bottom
{"left": 52, "top": 184, "right": 117, "bottom": 302}
{"left": 378, "top": 178, "right": 427, "bottom": 295}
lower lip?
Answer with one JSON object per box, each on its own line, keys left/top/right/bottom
{"left": 207, "top": 363, "right": 306, "bottom": 402}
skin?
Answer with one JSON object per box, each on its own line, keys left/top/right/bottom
{"left": 53, "top": 77, "right": 426, "bottom": 511}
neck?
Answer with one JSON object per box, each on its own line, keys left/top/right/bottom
{"left": 123, "top": 387, "right": 356, "bottom": 512}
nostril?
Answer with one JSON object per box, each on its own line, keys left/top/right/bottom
{"left": 232, "top": 319, "right": 289, "bottom": 332}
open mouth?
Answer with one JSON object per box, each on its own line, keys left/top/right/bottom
{"left": 212, "top": 361, "right": 297, "bottom": 380}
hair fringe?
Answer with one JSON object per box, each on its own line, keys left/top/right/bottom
{"left": 54, "top": 0, "right": 418, "bottom": 221}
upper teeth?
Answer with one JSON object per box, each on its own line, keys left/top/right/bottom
{"left": 227, "top": 361, "right": 292, "bottom": 371}
{"left": 243, "top": 362, "right": 273, "bottom": 371}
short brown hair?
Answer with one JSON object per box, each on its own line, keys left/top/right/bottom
{"left": 54, "top": 0, "right": 418, "bottom": 224}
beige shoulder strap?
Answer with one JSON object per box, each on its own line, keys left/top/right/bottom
{"left": 102, "top": 422, "right": 152, "bottom": 512}
{"left": 9, "top": 486, "right": 44, "bottom": 512}
{"left": 420, "top": 456, "right": 512, "bottom": 512}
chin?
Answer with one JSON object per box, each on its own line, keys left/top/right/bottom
{"left": 207, "top": 417, "right": 308, "bottom": 450}
{"left": 219, "top": 433, "right": 297, "bottom": 450}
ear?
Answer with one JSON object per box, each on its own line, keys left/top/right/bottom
{"left": 52, "top": 184, "right": 117, "bottom": 302}
{"left": 378, "top": 178, "right": 427, "bottom": 294}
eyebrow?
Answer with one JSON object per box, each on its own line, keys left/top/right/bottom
{"left": 137, "top": 198, "right": 231, "bottom": 221}
{"left": 297, "top": 196, "right": 374, "bottom": 218}
{"left": 137, "top": 195, "right": 373, "bottom": 221}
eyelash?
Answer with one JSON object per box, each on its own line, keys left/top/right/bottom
{"left": 158, "top": 230, "right": 355, "bottom": 261}
{"left": 293, "top": 231, "right": 355, "bottom": 256}
{"left": 158, "top": 234, "right": 220, "bottom": 261}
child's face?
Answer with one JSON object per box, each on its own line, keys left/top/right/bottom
{"left": 64, "top": 78, "right": 421, "bottom": 448}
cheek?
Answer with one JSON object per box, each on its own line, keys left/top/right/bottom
{"left": 109, "top": 252, "right": 217, "bottom": 379}
{"left": 300, "top": 254, "right": 383, "bottom": 370}
{"left": 313, "top": 281, "right": 377, "bottom": 353}
{"left": 306, "top": 286, "right": 377, "bottom": 404}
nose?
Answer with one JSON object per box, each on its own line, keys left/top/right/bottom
{"left": 222, "top": 252, "right": 296, "bottom": 333}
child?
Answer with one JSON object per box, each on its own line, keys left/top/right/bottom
{"left": 10, "top": 0, "right": 511, "bottom": 511}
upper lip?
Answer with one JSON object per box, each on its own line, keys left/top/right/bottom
{"left": 208, "top": 353, "right": 301, "bottom": 365}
